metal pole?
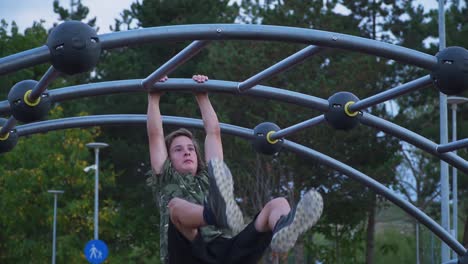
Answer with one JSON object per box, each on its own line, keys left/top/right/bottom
{"left": 48, "top": 190, "right": 64, "bottom": 264}
{"left": 416, "top": 222, "right": 420, "bottom": 264}
{"left": 438, "top": 0, "right": 450, "bottom": 260}
{"left": 451, "top": 104, "right": 458, "bottom": 256}
{"left": 269, "top": 115, "right": 326, "bottom": 140}
{"left": 29, "top": 66, "right": 59, "bottom": 101}
{"left": 437, "top": 138, "right": 468, "bottom": 153}
{"left": 431, "top": 233, "right": 435, "bottom": 264}
{"left": 94, "top": 147, "right": 99, "bottom": 240}
{"left": 237, "top": 45, "right": 324, "bottom": 92}
{"left": 52, "top": 194, "right": 58, "bottom": 264}
{"left": 348, "top": 75, "right": 432, "bottom": 112}
{"left": 0, "top": 116, "right": 17, "bottom": 136}
{"left": 86, "top": 142, "right": 108, "bottom": 240}
{"left": 141, "top": 40, "right": 210, "bottom": 89}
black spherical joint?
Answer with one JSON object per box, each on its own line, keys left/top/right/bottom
{"left": 431, "top": 46, "right": 468, "bottom": 95}
{"left": 46, "top": 20, "right": 101, "bottom": 75}
{"left": 324, "top": 91, "right": 361, "bottom": 130}
{"left": 252, "top": 122, "right": 283, "bottom": 155}
{"left": 0, "top": 118, "right": 18, "bottom": 154}
{"left": 8, "top": 80, "right": 52, "bottom": 123}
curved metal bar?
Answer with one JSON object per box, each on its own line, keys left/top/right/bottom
{"left": 13, "top": 114, "right": 466, "bottom": 256}
{"left": 360, "top": 113, "right": 468, "bottom": 173}
{"left": 0, "top": 79, "right": 329, "bottom": 115}
{"left": 0, "top": 24, "right": 437, "bottom": 75}
{"left": 283, "top": 139, "right": 466, "bottom": 256}
{"left": 0, "top": 45, "right": 49, "bottom": 76}
{"left": 1, "top": 78, "right": 467, "bottom": 172}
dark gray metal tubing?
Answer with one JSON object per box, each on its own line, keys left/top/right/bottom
{"left": 1, "top": 78, "right": 467, "bottom": 171}
{"left": 0, "top": 45, "right": 49, "bottom": 76}
{"left": 269, "top": 115, "right": 326, "bottom": 140}
{"left": 0, "top": 79, "right": 329, "bottom": 115}
{"left": 29, "top": 66, "right": 60, "bottom": 100}
{"left": 0, "top": 24, "right": 437, "bottom": 76}
{"left": 141, "top": 40, "right": 210, "bottom": 89}
{"left": 437, "top": 139, "right": 468, "bottom": 153}
{"left": 348, "top": 75, "right": 433, "bottom": 112}
{"left": 0, "top": 101, "right": 8, "bottom": 114}
{"left": 360, "top": 113, "right": 468, "bottom": 174}
{"left": 1, "top": 78, "right": 467, "bottom": 172}
{"left": 238, "top": 45, "right": 324, "bottom": 92}
{"left": 13, "top": 114, "right": 465, "bottom": 256}
{"left": 0, "top": 116, "right": 17, "bottom": 135}
{"left": 283, "top": 139, "right": 466, "bottom": 256}
{"left": 99, "top": 25, "right": 436, "bottom": 69}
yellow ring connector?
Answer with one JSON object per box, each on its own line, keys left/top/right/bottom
{"left": 266, "top": 131, "right": 279, "bottom": 144}
{"left": 24, "top": 90, "right": 41, "bottom": 107}
{"left": 0, "top": 128, "right": 10, "bottom": 140}
{"left": 344, "top": 101, "right": 359, "bottom": 117}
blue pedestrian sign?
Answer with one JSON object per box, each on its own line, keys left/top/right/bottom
{"left": 84, "top": 239, "right": 108, "bottom": 264}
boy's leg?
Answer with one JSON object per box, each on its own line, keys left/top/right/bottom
{"left": 168, "top": 197, "right": 204, "bottom": 241}
{"left": 223, "top": 215, "right": 273, "bottom": 264}
{"left": 270, "top": 189, "right": 323, "bottom": 253}
{"left": 254, "top": 197, "right": 291, "bottom": 232}
{"left": 204, "top": 158, "right": 244, "bottom": 233}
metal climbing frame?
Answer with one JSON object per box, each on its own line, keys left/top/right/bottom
{"left": 0, "top": 24, "right": 466, "bottom": 260}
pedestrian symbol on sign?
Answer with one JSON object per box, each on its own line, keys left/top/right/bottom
{"left": 84, "top": 240, "right": 108, "bottom": 264}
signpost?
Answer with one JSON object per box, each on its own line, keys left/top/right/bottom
{"left": 84, "top": 239, "right": 108, "bottom": 264}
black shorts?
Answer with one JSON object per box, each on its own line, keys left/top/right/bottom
{"left": 167, "top": 217, "right": 272, "bottom": 264}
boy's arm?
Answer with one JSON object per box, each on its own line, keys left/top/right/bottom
{"left": 147, "top": 92, "right": 168, "bottom": 174}
{"left": 193, "top": 75, "right": 223, "bottom": 162}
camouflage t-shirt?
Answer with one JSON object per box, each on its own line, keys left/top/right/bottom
{"left": 147, "top": 160, "right": 232, "bottom": 263}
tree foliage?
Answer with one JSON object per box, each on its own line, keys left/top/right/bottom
{"left": 1, "top": 0, "right": 468, "bottom": 263}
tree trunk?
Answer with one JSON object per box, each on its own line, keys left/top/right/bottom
{"left": 366, "top": 194, "right": 376, "bottom": 264}
{"left": 463, "top": 217, "right": 468, "bottom": 247}
{"left": 295, "top": 240, "right": 305, "bottom": 264}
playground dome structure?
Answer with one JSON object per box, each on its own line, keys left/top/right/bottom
{"left": 0, "top": 10, "right": 467, "bottom": 264}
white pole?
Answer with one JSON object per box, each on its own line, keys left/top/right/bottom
{"left": 48, "top": 190, "right": 64, "bottom": 264}
{"left": 437, "top": 0, "right": 450, "bottom": 261}
{"left": 86, "top": 142, "right": 108, "bottom": 241}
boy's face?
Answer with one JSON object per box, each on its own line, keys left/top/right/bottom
{"left": 169, "top": 135, "right": 198, "bottom": 175}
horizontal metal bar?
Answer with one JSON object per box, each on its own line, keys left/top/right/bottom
{"left": 13, "top": 114, "right": 465, "bottom": 256}
{"left": 29, "top": 66, "right": 60, "bottom": 100}
{"left": 360, "top": 113, "right": 468, "bottom": 174}
{"left": 0, "top": 116, "right": 17, "bottom": 135}
{"left": 141, "top": 40, "right": 210, "bottom": 89}
{"left": 1, "top": 77, "right": 467, "bottom": 173}
{"left": 269, "top": 115, "right": 326, "bottom": 140}
{"left": 0, "top": 24, "right": 437, "bottom": 76}
{"left": 348, "top": 75, "right": 433, "bottom": 112}
{"left": 437, "top": 139, "right": 468, "bottom": 153}
{"left": 0, "top": 79, "right": 329, "bottom": 114}
{"left": 238, "top": 45, "right": 324, "bottom": 91}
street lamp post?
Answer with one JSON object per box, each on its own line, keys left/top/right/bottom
{"left": 447, "top": 96, "right": 468, "bottom": 257}
{"left": 48, "top": 190, "right": 64, "bottom": 264}
{"left": 86, "top": 142, "right": 108, "bottom": 240}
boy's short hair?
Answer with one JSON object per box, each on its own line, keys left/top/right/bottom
{"left": 165, "top": 128, "right": 205, "bottom": 173}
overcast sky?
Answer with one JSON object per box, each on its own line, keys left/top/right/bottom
{"left": 0, "top": 0, "right": 444, "bottom": 34}
{"left": 0, "top": 0, "right": 136, "bottom": 33}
